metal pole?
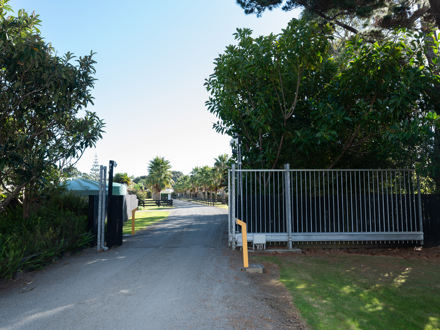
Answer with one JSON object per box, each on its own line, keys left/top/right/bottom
{"left": 107, "top": 160, "right": 116, "bottom": 247}
{"left": 97, "top": 166, "right": 103, "bottom": 251}
{"left": 228, "top": 170, "right": 231, "bottom": 246}
{"left": 416, "top": 174, "right": 423, "bottom": 239}
{"left": 231, "top": 164, "right": 236, "bottom": 249}
{"left": 284, "top": 164, "right": 293, "bottom": 249}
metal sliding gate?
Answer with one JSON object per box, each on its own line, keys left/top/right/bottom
{"left": 228, "top": 165, "right": 424, "bottom": 248}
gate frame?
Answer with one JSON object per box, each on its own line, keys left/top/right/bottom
{"left": 229, "top": 166, "right": 424, "bottom": 249}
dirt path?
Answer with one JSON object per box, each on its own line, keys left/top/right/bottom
{"left": 0, "top": 200, "right": 302, "bottom": 329}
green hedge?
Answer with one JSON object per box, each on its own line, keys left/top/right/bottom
{"left": 0, "top": 192, "right": 93, "bottom": 279}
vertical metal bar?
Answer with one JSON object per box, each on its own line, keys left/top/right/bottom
{"left": 231, "top": 164, "right": 236, "bottom": 249}
{"left": 399, "top": 171, "right": 403, "bottom": 232}
{"left": 263, "top": 172, "right": 266, "bottom": 233}
{"left": 332, "top": 171, "right": 335, "bottom": 232}
{"left": 228, "top": 170, "right": 231, "bottom": 245}
{"left": 345, "top": 171, "right": 348, "bottom": 233}
{"left": 273, "top": 172, "right": 275, "bottom": 233}
{"left": 300, "top": 171, "right": 303, "bottom": 232}
{"left": 318, "top": 171, "right": 322, "bottom": 233}
{"left": 240, "top": 170, "right": 244, "bottom": 224}
{"left": 390, "top": 171, "right": 395, "bottom": 232}
{"left": 340, "top": 171, "right": 347, "bottom": 232}
{"left": 278, "top": 172, "right": 281, "bottom": 233}
{"left": 102, "top": 166, "right": 106, "bottom": 249}
{"left": 363, "top": 171, "right": 367, "bottom": 233}
{"left": 336, "top": 171, "right": 340, "bottom": 232}
{"left": 408, "top": 171, "right": 413, "bottom": 232}
{"left": 254, "top": 172, "right": 257, "bottom": 233}
{"left": 304, "top": 171, "right": 308, "bottom": 232}
{"left": 368, "top": 171, "right": 372, "bottom": 232}
{"left": 245, "top": 172, "right": 249, "bottom": 231}
{"left": 314, "top": 171, "right": 317, "bottom": 232}
{"left": 403, "top": 170, "right": 408, "bottom": 232}
{"left": 381, "top": 171, "right": 385, "bottom": 232}
{"left": 248, "top": 172, "right": 252, "bottom": 233}
{"left": 412, "top": 172, "right": 417, "bottom": 231}
{"left": 350, "top": 171, "right": 353, "bottom": 232}
{"left": 385, "top": 171, "right": 390, "bottom": 232}
{"left": 309, "top": 171, "right": 312, "bottom": 232}
{"left": 373, "top": 171, "right": 377, "bottom": 232}
{"left": 259, "top": 171, "right": 262, "bottom": 233}
{"left": 324, "top": 172, "right": 327, "bottom": 232}
{"left": 358, "top": 171, "right": 363, "bottom": 232}
{"left": 296, "top": 172, "right": 299, "bottom": 233}
{"left": 376, "top": 171, "right": 380, "bottom": 232}
{"left": 355, "top": 171, "right": 359, "bottom": 232}
{"left": 97, "top": 166, "right": 103, "bottom": 251}
{"left": 285, "top": 164, "right": 293, "bottom": 249}
{"left": 416, "top": 173, "right": 423, "bottom": 236}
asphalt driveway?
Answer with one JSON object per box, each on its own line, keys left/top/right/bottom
{"left": 0, "top": 200, "right": 298, "bottom": 329}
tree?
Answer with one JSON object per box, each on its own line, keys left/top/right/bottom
{"left": 0, "top": 2, "right": 104, "bottom": 216}
{"left": 236, "top": 0, "right": 440, "bottom": 33}
{"left": 146, "top": 157, "right": 173, "bottom": 200}
{"left": 173, "top": 175, "right": 191, "bottom": 196}
{"left": 171, "top": 171, "right": 184, "bottom": 184}
{"left": 206, "top": 19, "right": 440, "bottom": 172}
{"left": 213, "top": 154, "right": 231, "bottom": 192}
{"left": 89, "top": 154, "right": 100, "bottom": 181}
{"left": 206, "top": 19, "right": 334, "bottom": 169}
{"left": 113, "top": 173, "right": 131, "bottom": 186}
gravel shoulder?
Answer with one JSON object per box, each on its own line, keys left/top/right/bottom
{"left": 0, "top": 200, "right": 303, "bottom": 329}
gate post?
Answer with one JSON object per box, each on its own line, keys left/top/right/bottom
{"left": 416, "top": 173, "right": 424, "bottom": 244}
{"left": 231, "top": 164, "right": 236, "bottom": 249}
{"left": 228, "top": 169, "right": 231, "bottom": 246}
{"left": 284, "top": 164, "right": 293, "bottom": 249}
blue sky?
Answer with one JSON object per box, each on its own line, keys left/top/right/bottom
{"left": 10, "top": 0, "right": 300, "bottom": 176}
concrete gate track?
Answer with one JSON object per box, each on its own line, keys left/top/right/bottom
{"left": 0, "top": 200, "right": 299, "bottom": 329}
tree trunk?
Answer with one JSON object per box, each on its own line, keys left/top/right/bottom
{"left": 152, "top": 189, "right": 161, "bottom": 200}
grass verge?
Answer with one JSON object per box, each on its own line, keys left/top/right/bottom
{"left": 255, "top": 254, "right": 440, "bottom": 330}
{"left": 123, "top": 210, "right": 170, "bottom": 235}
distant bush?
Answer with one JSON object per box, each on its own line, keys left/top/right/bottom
{"left": 0, "top": 192, "right": 93, "bottom": 279}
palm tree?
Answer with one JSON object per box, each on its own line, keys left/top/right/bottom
{"left": 214, "top": 154, "right": 230, "bottom": 198}
{"left": 146, "top": 157, "right": 173, "bottom": 200}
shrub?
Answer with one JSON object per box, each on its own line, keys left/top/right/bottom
{"left": 0, "top": 192, "right": 93, "bottom": 279}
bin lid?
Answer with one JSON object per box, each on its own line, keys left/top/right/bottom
{"left": 64, "top": 178, "right": 127, "bottom": 196}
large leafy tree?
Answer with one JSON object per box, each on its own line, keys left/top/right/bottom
{"left": 206, "top": 19, "right": 440, "bottom": 172}
{"left": 146, "top": 157, "right": 173, "bottom": 200}
{"left": 0, "top": 2, "right": 104, "bottom": 215}
{"left": 206, "top": 19, "right": 332, "bottom": 169}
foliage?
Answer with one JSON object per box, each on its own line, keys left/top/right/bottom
{"left": 171, "top": 171, "right": 183, "bottom": 183}
{"left": 206, "top": 20, "right": 440, "bottom": 173}
{"left": 146, "top": 157, "right": 173, "bottom": 198}
{"left": 0, "top": 191, "right": 92, "bottom": 279}
{"left": 0, "top": 2, "right": 104, "bottom": 215}
{"left": 236, "top": 0, "right": 440, "bottom": 33}
{"left": 173, "top": 154, "right": 231, "bottom": 199}
{"left": 113, "top": 172, "right": 131, "bottom": 185}
{"left": 206, "top": 19, "right": 333, "bottom": 168}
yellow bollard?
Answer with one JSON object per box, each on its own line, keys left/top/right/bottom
{"left": 236, "top": 219, "right": 249, "bottom": 268}
{"left": 131, "top": 208, "right": 137, "bottom": 235}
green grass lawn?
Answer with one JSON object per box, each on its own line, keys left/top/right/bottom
{"left": 123, "top": 210, "right": 170, "bottom": 235}
{"left": 255, "top": 254, "right": 440, "bottom": 330}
